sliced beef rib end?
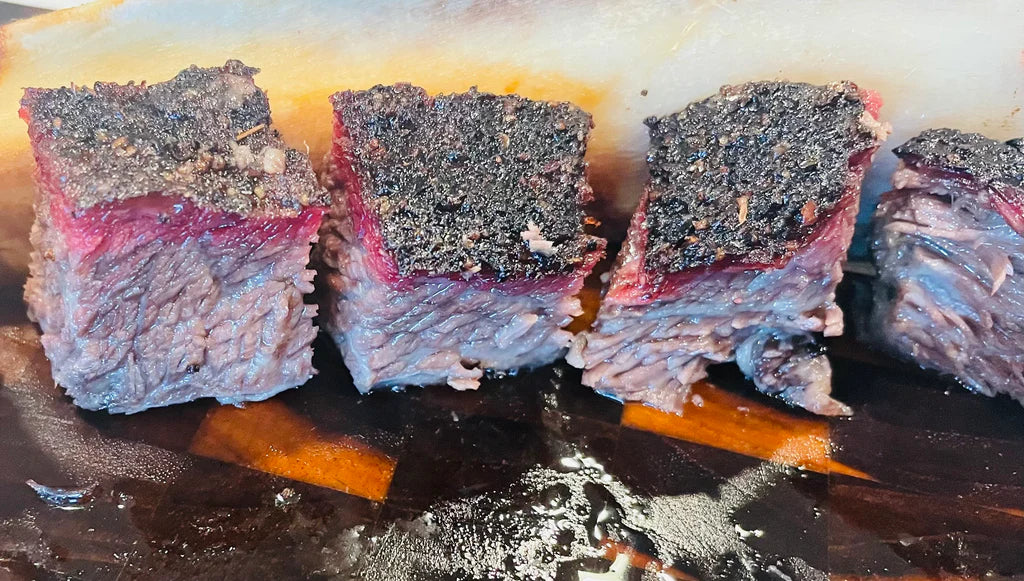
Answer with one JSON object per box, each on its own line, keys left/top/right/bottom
{"left": 22, "top": 60, "right": 328, "bottom": 413}
{"left": 316, "top": 84, "right": 604, "bottom": 392}
{"left": 873, "top": 128, "right": 1024, "bottom": 407}
{"left": 572, "top": 81, "right": 888, "bottom": 415}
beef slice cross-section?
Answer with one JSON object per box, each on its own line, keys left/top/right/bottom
{"left": 570, "top": 81, "right": 888, "bottom": 415}
{"left": 21, "top": 59, "right": 329, "bottom": 414}
{"left": 315, "top": 84, "right": 605, "bottom": 392}
{"left": 873, "top": 128, "right": 1024, "bottom": 407}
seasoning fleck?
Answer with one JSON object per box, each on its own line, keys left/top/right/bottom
{"left": 261, "top": 147, "right": 287, "bottom": 174}
{"left": 800, "top": 200, "right": 817, "bottom": 225}
{"left": 235, "top": 123, "right": 266, "bottom": 141}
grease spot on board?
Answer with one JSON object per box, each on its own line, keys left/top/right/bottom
{"left": 328, "top": 453, "right": 825, "bottom": 580}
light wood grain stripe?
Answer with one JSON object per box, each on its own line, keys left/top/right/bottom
{"left": 189, "top": 399, "right": 396, "bottom": 502}
{"left": 621, "top": 381, "right": 873, "bottom": 480}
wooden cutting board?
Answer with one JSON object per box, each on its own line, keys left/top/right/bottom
{"left": 2, "top": 277, "right": 1023, "bottom": 580}
{"left": 1, "top": 2, "right": 1023, "bottom": 579}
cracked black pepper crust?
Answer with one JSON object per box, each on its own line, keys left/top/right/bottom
{"left": 894, "top": 128, "right": 1024, "bottom": 188}
{"left": 22, "top": 60, "right": 327, "bottom": 217}
{"left": 643, "top": 81, "right": 878, "bottom": 272}
{"left": 331, "top": 84, "right": 597, "bottom": 279}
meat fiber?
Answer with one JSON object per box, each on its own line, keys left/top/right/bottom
{"left": 315, "top": 84, "right": 604, "bottom": 392}
{"left": 570, "top": 81, "right": 888, "bottom": 415}
{"left": 873, "top": 129, "right": 1024, "bottom": 407}
{"left": 21, "top": 60, "right": 328, "bottom": 414}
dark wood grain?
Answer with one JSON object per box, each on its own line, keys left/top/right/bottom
{"left": 3, "top": 270, "right": 1024, "bottom": 580}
